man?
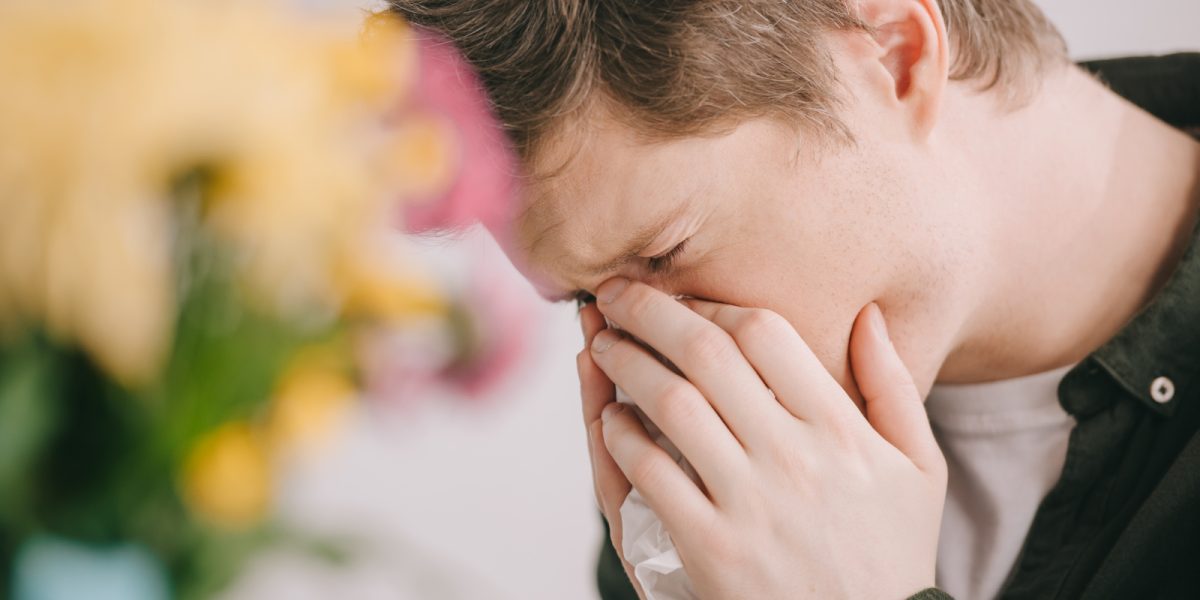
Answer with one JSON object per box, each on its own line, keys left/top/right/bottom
{"left": 390, "top": 0, "right": 1200, "bottom": 598}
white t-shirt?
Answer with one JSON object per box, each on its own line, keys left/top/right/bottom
{"left": 925, "top": 364, "right": 1077, "bottom": 600}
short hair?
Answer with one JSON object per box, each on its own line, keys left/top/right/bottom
{"left": 388, "top": 0, "right": 1066, "bottom": 161}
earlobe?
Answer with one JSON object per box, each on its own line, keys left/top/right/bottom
{"left": 860, "top": 0, "right": 949, "bottom": 140}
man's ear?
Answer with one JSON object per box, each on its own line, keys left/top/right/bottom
{"left": 856, "top": 0, "right": 949, "bottom": 140}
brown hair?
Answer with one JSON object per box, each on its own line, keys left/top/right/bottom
{"left": 388, "top": 0, "right": 1066, "bottom": 161}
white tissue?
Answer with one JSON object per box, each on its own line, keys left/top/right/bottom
{"left": 615, "top": 386, "right": 700, "bottom": 600}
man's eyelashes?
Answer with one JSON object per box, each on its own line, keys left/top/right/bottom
{"left": 571, "top": 237, "right": 691, "bottom": 310}
{"left": 646, "top": 238, "right": 690, "bottom": 274}
{"left": 574, "top": 290, "right": 597, "bottom": 310}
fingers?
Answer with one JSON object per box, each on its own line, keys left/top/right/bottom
{"left": 590, "top": 328, "right": 748, "bottom": 494}
{"left": 579, "top": 302, "right": 625, "bottom": 514}
{"left": 679, "top": 298, "right": 852, "bottom": 423}
{"left": 579, "top": 302, "right": 615, "bottom": 426}
{"left": 592, "top": 417, "right": 641, "bottom": 600}
{"left": 593, "top": 278, "right": 786, "bottom": 446}
{"left": 590, "top": 417, "right": 631, "bottom": 526}
{"left": 848, "top": 302, "right": 944, "bottom": 476}
{"left": 600, "top": 402, "right": 715, "bottom": 539}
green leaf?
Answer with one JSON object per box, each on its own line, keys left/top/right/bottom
{"left": 0, "top": 336, "right": 63, "bottom": 526}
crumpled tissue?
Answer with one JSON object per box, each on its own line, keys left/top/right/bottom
{"left": 615, "top": 386, "right": 700, "bottom": 600}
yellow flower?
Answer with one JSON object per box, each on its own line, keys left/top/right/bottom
{"left": 383, "top": 112, "right": 460, "bottom": 200}
{"left": 336, "top": 237, "right": 447, "bottom": 324}
{"left": 181, "top": 422, "right": 271, "bottom": 529}
{"left": 0, "top": 0, "right": 414, "bottom": 384}
{"left": 266, "top": 346, "right": 358, "bottom": 457}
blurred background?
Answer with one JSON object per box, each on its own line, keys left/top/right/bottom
{"left": 229, "top": 1, "right": 1200, "bottom": 598}
{"left": 0, "top": 1, "right": 1196, "bottom": 599}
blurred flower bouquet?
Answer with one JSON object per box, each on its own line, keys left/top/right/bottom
{"left": 0, "top": 0, "right": 522, "bottom": 598}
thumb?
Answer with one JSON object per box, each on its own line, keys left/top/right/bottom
{"left": 849, "top": 302, "right": 943, "bottom": 475}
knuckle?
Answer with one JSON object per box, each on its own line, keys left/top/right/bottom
{"left": 657, "top": 381, "right": 704, "bottom": 426}
{"left": 685, "top": 327, "right": 737, "bottom": 367}
{"left": 823, "top": 411, "right": 869, "bottom": 450}
{"left": 770, "top": 440, "right": 811, "bottom": 479}
{"left": 629, "top": 453, "right": 669, "bottom": 490}
{"left": 826, "top": 404, "right": 863, "bottom": 433}
{"left": 732, "top": 308, "right": 788, "bottom": 342}
{"left": 623, "top": 285, "right": 659, "bottom": 322}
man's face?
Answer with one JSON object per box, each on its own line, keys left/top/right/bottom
{"left": 510, "top": 78, "right": 980, "bottom": 399}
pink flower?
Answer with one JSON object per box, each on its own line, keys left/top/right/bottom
{"left": 393, "top": 28, "right": 519, "bottom": 246}
{"left": 445, "top": 243, "right": 534, "bottom": 398}
{"left": 366, "top": 26, "right": 538, "bottom": 407}
{"left": 358, "top": 236, "right": 539, "bottom": 406}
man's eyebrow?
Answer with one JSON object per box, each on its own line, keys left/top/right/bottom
{"left": 579, "top": 202, "right": 689, "bottom": 277}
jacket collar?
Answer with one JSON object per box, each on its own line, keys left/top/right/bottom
{"left": 1072, "top": 53, "right": 1200, "bottom": 417}
{"left": 1089, "top": 213, "right": 1200, "bottom": 417}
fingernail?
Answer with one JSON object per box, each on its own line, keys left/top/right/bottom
{"left": 597, "top": 278, "right": 629, "bottom": 304}
{"left": 869, "top": 302, "right": 890, "bottom": 344}
{"left": 601, "top": 401, "right": 623, "bottom": 423}
{"left": 591, "top": 328, "right": 620, "bottom": 353}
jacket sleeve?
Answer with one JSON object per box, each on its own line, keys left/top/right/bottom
{"left": 596, "top": 513, "right": 641, "bottom": 600}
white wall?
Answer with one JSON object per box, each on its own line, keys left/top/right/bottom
{"left": 227, "top": 2, "right": 1198, "bottom": 599}
{"left": 1037, "top": 0, "right": 1199, "bottom": 59}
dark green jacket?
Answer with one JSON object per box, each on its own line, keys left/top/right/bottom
{"left": 596, "top": 53, "right": 1200, "bottom": 600}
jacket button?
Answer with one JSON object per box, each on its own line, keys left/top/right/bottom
{"left": 1151, "top": 376, "right": 1175, "bottom": 404}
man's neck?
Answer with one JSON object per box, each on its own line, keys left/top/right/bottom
{"left": 937, "top": 64, "right": 1200, "bottom": 384}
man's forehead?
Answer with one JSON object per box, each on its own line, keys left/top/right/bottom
{"left": 512, "top": 120, "right": 613, "bottom": 255}
{"left": 509, "top": 112, "right": 786, "bottom": 288}
{"left": 516, "top": 120, "right": 701, "bottom": 233}
{"left": 515, "top": 173, "right": 573, "bottom": 253}
{"left": 515, "top": 167, "right": 616, "bottom": 278}
{"left": 516, "top": 169, "right": 709, "bottom": 298}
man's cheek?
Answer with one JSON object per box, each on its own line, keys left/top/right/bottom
{"left": 796, "top": 321, "right": 856, "bottom": 397}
